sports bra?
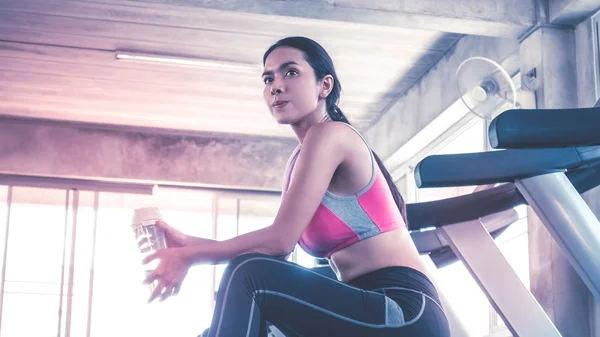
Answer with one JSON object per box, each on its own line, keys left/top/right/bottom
{"left": 281, "top": 122, "right": 405, "bottom": 258}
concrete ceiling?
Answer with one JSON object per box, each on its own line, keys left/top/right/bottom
{"left": 0, "top": 0, "right": 465, "bottom": 139}
{"left": 0, "top": 0, "right": 597, "bottom": 139}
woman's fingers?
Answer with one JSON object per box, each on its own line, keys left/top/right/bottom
{"left": 155, "top": 220, "right": 170, "bottom": 230}
{"left": 143, "top": 267, "right": 160, "bottom": 285}
{"left": 159, "top": 285, "right": 173, "bottom": 302}
{"left": 155, "top": 221, "right": 188, "bottom": 248}
{"left": 150, "top": 279, "right": 180, "bottom": 302}
{"left": 160, "top": 282, "right": 182, "bottom": 302}
{"left": 148, "top": 279, "right": 168, "bottom": 303}
{"left": 144, "top": 268, "right": 180, "bottom": 302}
{"left": 142, "top": 250, "right": 161, "bottom": 265}
{"left": 141, "top": 246, "right": 188, "bottom": 303}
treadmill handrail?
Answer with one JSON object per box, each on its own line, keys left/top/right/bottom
{"left": 407, "top": 183, "right": 521, "bottom": 230}
{"left": 414, "top": 146, "right": 600, "bottom": 188}
{"left": 489, "top": 107, "right": 600, "bottom": 149}
{"left": 407, "top": 161, "right": 600, "bottom": 231}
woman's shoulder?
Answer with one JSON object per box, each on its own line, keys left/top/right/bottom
{"left": 307, "top": 121, "right": 366, "bottom": 144}
{"left": 315, "top": 122, "right": 371, "bottom": 153}
{"left": 300, "top": 123, "right": 364, "bottom": 160}
{"left": 304, "top": 122, "right": 372, "bottom": 166}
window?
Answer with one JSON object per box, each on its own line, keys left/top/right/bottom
{"left": 213, "top": 196, "right": 316, "bottom": 295}
{"left": 91, "top": 189, "right": 215, "bottom": 337}
{"left": 0, "top": 181, "right": 292, "bottom": 337}
{"left": 593, "top": 10, "right": 600, "bottom": 102}
{"left": 0, "top": 186, "right": 7, "bottom": 302}
{"left": 395, "top": 174, "right": 408, "bottom": 202}
{"left": 68, "top": 191, "right": 96, "bottom": 337}
{"left": 391, "top": 91, "right": 530, "bottom": 336}
{"left": 415, "top": 118, "right": 487, "bottom": 203}
{"left": 1, "top": 187, "right": 68, "bottom": 337}
{"left": 407, "top": 119, "right": 498, "bottom": 336}
{"left": 490, "top": 205, "right": 530, "bottom": 332}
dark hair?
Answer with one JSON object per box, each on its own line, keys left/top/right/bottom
{"left": 263, "top": 36, "right": 408, "bottom": 226}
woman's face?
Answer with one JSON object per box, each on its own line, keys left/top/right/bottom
{"left": 262, "top": 47, "right": 324, "bottom": 124}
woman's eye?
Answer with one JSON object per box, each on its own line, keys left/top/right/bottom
{"left": 285, "top": 70, "right": 298, "bottom": 77}
{"left": 263, "top": 77, "right": 273, "bottom": 85}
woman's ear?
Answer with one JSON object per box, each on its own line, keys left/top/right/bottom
{"left": 319, "top": 75, "right": 334, "bottom": 99}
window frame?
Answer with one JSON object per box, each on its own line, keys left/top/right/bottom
{"left": 593, "top": 10, "right": 600, "bottom": 103}
{"left": 0, "top": 179, "right": 285, "bottom": 337}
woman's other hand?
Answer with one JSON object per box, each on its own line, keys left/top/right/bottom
{"left": 143, "top": 247, "right": 192, "bottom": 302}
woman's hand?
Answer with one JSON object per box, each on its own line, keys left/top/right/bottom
{"left": 153, "top": 220, "right": 218, "bottom": 248}
{"left": 155, "top": 220, "right": 190, "bottom": 248}
{"left": 143, "top": 247, "right": 192, "bottom": 303}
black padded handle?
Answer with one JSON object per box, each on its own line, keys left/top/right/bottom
{"left": 414, "top": 147, "right": 592, "bottom": 188}
{"left": 408, "top": 161, "right": 600, "bottom": 231}
{"left": 407, "top": 183, "right": 521, "bottom": 230}
{"left": 489, "top": 107, "right": 600, "bottom": 149}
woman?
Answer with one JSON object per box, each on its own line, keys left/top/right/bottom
{"left": 144, "top": 36, "right": 450, "bottom": 337}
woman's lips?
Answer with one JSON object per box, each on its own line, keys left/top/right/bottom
{"left": 272, "top": 101, "right": 289, "bottom": 109}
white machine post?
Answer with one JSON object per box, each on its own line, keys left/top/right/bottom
{"left": 439, "top": 211, "right": 562, "bottom": 337}
{"left": 515, "top": 172, "right": 600, "bottom": 299}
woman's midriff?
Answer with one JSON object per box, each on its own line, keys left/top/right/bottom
{"left": 329, "top": 228, "right": 428, "bottom": 283}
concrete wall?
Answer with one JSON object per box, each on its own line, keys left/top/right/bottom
{"left": 576, "top": 14, "right": 600, "bottom": 337}
{"left": 516, "top": 14, "right": 599, "bottom": 337}
{"left": 0, "top": 117, "right": 297, "bottom": 191}
{"left": 576, "top": 13, "right": 598, "bottom": 108}
{"left": 363, "top": 34, "right": 519, "bottom": 161}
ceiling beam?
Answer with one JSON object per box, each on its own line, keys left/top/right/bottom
{"left": 549, "top": 0, "right": 600, "bottom": 25}
{"left": 86, "top": 0, "right": 537, "bottom": 38}
{"left": 0, "top": 0, "right": 462, "bottom": 50}
{"left": 0, "top": 117, "right": 297, "bottom": 191}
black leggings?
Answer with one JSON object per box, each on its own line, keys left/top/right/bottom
{"left": 201, "top": 253, "right": 449, "bottom": 337}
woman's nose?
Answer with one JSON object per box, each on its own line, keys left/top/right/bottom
{"left": 270, "top": 79, "right": 284, "bottom": 95}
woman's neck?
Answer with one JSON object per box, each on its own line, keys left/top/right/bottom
{"left": 292, "top": 110, "right": 331, "bottom": 143}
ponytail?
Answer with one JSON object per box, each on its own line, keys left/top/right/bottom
{"left": 328, "top": 105, "right": 408, "bottom": 226}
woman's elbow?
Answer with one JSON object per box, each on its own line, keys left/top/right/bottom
{"left": 272, "top": 238, "right": 295, "bottom": 257}
{"left": 269, "top": 229, "right": 297, "bottom": 257}
{"left": 253, "top": 242, "right": 292, "bottom": 257}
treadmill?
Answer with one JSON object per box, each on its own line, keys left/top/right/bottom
{"left": 408, "top": 107, "right": 600, "bottom": 336}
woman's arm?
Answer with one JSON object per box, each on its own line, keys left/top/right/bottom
{"left": 143, "top": 123, "right": 355, "bottom": 301}
{"left": 179, "top": 122, "right": 349, "bottom": 265}
{"left": 169, "top": 227, "right": 289, "bottom": 259}
{"left": 154, "top": 220, "right": 217, "bottom": 248}
{"left": 179, "top": 226, "right": 290, "bottom": 265}
{"left": 183, "top": 236, "right": 217, "bottom": 246}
